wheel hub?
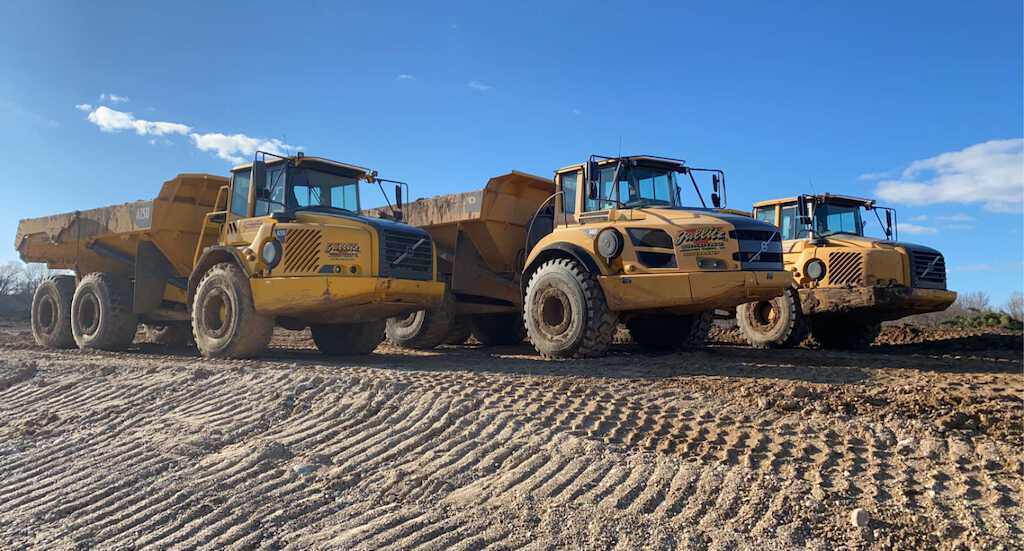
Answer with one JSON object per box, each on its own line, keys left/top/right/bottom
{"left": 536, "top": 287, "right": 571, "bottom": 338}
{"left": 37, "top": 295, "right": 56, "bottom": 335}
{"left": 79, "top": 294, "right": 100, "bottom": 336}
{"left": 753, "top": 301, "right": 779, "bottom": 328}
{"left": 201, "top": 289, "right": 233, "bottom": 339}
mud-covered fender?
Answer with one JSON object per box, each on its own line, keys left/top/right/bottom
{"left": 188, "top": 246, "right": 251, "bottom": 306}
{"left": 521, "top": 242, "right": 603, "bottom": 295}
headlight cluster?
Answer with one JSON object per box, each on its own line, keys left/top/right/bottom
{"left": 596, "top": 228, "right": 624, "bottom": 260}
{"left": 261, "top": 239, "right": 283, "bottom": 269}
{"left": 805, "top": 259, "right": 826, "bottom": 281}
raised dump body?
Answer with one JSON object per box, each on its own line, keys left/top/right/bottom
{"left": 17, "top": 173, "right": 227, "bottom": 311}
{"left": 369, "top": 171, "right": 553, "bottom": 310}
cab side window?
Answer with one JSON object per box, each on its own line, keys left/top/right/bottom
{"left": 560, "top": 171, "right": 578, "bottom": 214}
{"left": 230, "top": 169, "right": 251, "bottom": 217}
{"left": 780, "top": 203, "right": 808, "bottom": 240}
{"left": 754, "top": 207, "right": 775, "bottom": 226}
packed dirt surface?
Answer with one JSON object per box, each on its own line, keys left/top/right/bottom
{"left": 0, "top": 320, "right": 1020, "bottom": 550}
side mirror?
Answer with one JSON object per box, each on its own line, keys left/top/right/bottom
{"left": 797, "top": 197, "right": 811, "bottom": 225}
{"left": 885, "top": 210, "right": 893, "bottom": 239}
{"left": 394, "top": 184, "right": 403, "bottom": 221}
{"left": 711, "top": 192, "right": 721, "bottom": 208}
{"left": 587, "top": 180, "right": 599, "bottom": 200}
{"left": 712, "top": 174, "right": 720, "bottom": 193}
{"left": 255, "top": 187, "right": 271, "bottom": 200}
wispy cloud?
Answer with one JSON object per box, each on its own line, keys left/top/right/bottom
{"left": 86, "top": 105, "right": 191, "bottom": 136}
{"left": 858, "top": 169, "right": 898, "bottom": 181}
{"left": 190, "top": 133, "right": 296, "bottom": 164}
{"left": 79, "top": 104, "right": 296, "bottom": 164}
{"left": 908, "top": 214, "right": 928, "bottom": 222}
{"left": 100, "top": 93, "right": 129, "bottom": 103}
{"left": 937, "top": 213, "right": 975, "bottom": 222}
{"left": 75, "top": 103, "right": 93, "bottom": 112}
{"left": 396, "top": 74, "right": 415, "bottom": 81}
{"left": 468, "top": 80, "right": 492, "bottom": 92}
{"left": 868, "top": 138, "right": 1023, "bottom": 213}
{"left": 901, "top": 223, "right": 938, "bottom": 235}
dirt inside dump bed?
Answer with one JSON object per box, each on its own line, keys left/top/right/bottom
{"left": 0, "top": 320, "right": 1020, "bottom": 550}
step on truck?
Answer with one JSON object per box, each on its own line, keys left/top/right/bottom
{"left": 16, "top": 152, "right": 445, "bottom": 358}
{"left": 372, "top": 155, "right": 794, "bottom": 358}
{"left": 736, "top": 194, "right": 957, "bottom": 349}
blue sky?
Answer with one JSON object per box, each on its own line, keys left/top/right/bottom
{"left": 1, "top": 1, "right": 1021, "bottom": 303}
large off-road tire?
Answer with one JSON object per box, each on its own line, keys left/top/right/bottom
{"left": 445, "top": 316, "right": 472, "bottom": 345}
{"left": 191, "top": 263, "right": 273, "bottom": 358}
{"left": 31, "top": 275, "right": 76, "bottom": 349}
{"left": 523, "top": 258, "right": 617, "bottom": 358}
{"left": 808, "top": 316, "right": 881, "bottom": 350}
{"left": 470, "top": 312, "right": 526, "bottom": 346}
{"left": 311, "top": 321, "right": 385, "bottom": 355}
{"left": 626, "top": 311, "right": 714, "bottom": 352}
{"left": 71, "top": 273, "right": 139, "bottom": 351}
{"left": 142, "top": 323, "right": 193, "bottom": 347}
{"left": 385, "top": 295, "right": 456, "bottom": 350}
{"left": 736, "top": 288, "right": 809, "bottom": 349}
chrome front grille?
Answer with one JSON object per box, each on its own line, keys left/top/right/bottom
{"left": 826, "top": 251, "right": 864, "bottom": 286}
{"left": 380, "top": 229, "right": 433, "bottom": 281}
{"left": 910, "top": 249, "right": 947, "bottom": 289}
{"left": 281, "top": 229, "right": 322, "bottom": 273}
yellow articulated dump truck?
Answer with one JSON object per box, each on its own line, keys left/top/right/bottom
{"left": 372, "top": 155, "right": 793, "bottom": 358}
{"left": 736, "top": 193, "right": 956, "bottom": 349}
{"left": 16, "top": 152, "right": 444, "bottom": 358}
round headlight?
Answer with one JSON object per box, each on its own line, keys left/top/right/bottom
{"left": 805, "top": 258, "right": 826, "bottom": 281}
{"left": 596, "top": 228, "right": 624, "bottom": 260}
{"left": 261, "top": 239, "right": 283, "bottom": 269}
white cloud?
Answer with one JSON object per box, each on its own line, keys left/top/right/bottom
{"left": 468, "top": 80, "right": 492, "bottom": 92}
{"left": 943, "top": 223, "right": 974, "bottom": 231}
{"left": 858, "top": 169, "right": 898, "bottom": 181}
{"left": 75, "top": 103, "right": 93, "bottom": 112}
{"left": 900, "top": 223, "right": 938, "bottom": 235}
{"left": 190, "top": 132, "right": 296, "bottom": 164}
{"left": 396, "top": 74, "right": 415, "bottom": 81}
{"left": 79, "top": 104, "right": 295, "bottom": 164}
{"left": 952, "top": 263, "right": 994, "bottom": 273}
{"left": 937, "top": 213, "right": 975, "bottom": 222}
{"left": 100, "top": 93, "right": 129, "bottom": 103}
{"left": 86, "top": 106, "right": 191, "bottom": 136}
{"left": 908, "top": 214, "right": 928, "bottom": 222}
{"left": 871, "top": 138, "right": 1023, "bottom": 213}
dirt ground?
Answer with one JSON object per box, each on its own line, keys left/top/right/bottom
{"left": 0, "top": 320, "right": 1020, "bottom": 550}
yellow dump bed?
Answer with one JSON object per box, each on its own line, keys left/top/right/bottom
{"left": 15, "top": 173, "right": 227, "bottom": 277}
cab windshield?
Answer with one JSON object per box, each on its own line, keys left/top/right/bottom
{"left": 814, "top": 202, "right": 864, "bottom": 237}
{"left": 587, "top": 163, "right": 682, "bottom": 211}
{"left": 255, "top": 166, "right": 360, "bottom": 216}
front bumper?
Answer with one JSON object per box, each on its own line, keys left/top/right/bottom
{"left": 599, "top": 270, "right": 792, "bottom": 313}
{"left": 799, "top": 286, "right": 956, "bottom": 320}
{"left": 251, "top": 276, "right": 446, "bottom": 323}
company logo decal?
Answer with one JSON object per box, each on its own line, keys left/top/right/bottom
{"left": 675, "top": 227, "right": 727, "bottom": 256}
{"left": 326, "top": 242, "right": 360, "bottom": 259}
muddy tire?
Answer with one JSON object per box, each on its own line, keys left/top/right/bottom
{"left": 71, "top": 273, "right": 139, "bottom": 351}
{"left": 736, "top": 288, "right": 809, "bottom": 349}
{"left": 386, "top": 295, "right": 456, "bottom": 350}
{"left": 809, "top": 316, "right": 881, "bottom": 349}
{"left": 523, "top": 258, "right": 617, "bottom": 358}
{"left": 142, "top": 323, "right": 193, "bottom": 347}
{"left": 311, "top": 321, "right": 385, "bottom": 355}
{"left": 470, "top": 313, "right": 526, "bottom": 346}
{"left": 191, "top": 262, "right": 272, "bottom": 358}
{"left": 445, "top": 316, "right": 472, "bottom": 345}
{"left": 31, "top": 275, "right": 76, "bottom": 349}
{"left": 626, "top": 311, "right": 713, "bottom": 352}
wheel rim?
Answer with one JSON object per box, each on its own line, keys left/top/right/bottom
{"left": 201, "top": 288, "right": 233, "bottom": 339}
{"left": 752, "top": 300, "right": 778, "bottom": 329}
{"left": 78, "top": 294, "right": 100, "bottom": 337}
{"left": 536, "top": 287, "right": 571, "bottom": 338}
{"left": 37, "top": 295, "right": 56, "bottom": 335}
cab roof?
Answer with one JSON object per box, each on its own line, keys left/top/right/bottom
{"left": 555, "top": 154, "right": 687, "bottom": 174}
{"left": 752, "top": 193, "right": 876, "bottom": 209}
{"left": 231, "top": 155, "right": 372, "bottom": 177}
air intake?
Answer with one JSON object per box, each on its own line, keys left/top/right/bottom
{"left": 826, "top": 251, "right": 864, "bottom": 286}
{"left": 281, "top": 229, "right": 322, "bottom": 273}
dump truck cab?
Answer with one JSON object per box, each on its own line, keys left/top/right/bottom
{"left": 736, "top": 193, "right": 957, "bottom": 348}
{"left": 520, "top": 155, "right": 793, "bottom": 357}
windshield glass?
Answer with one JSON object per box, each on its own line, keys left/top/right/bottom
{"left": 587, "top": 163, "right": 682, "bottom": 211}
{"left": 287, "top": 168, "right": 360, "bottom": 211}
{"left": 814, "top": 202, "right": 864, "bottom": 236}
